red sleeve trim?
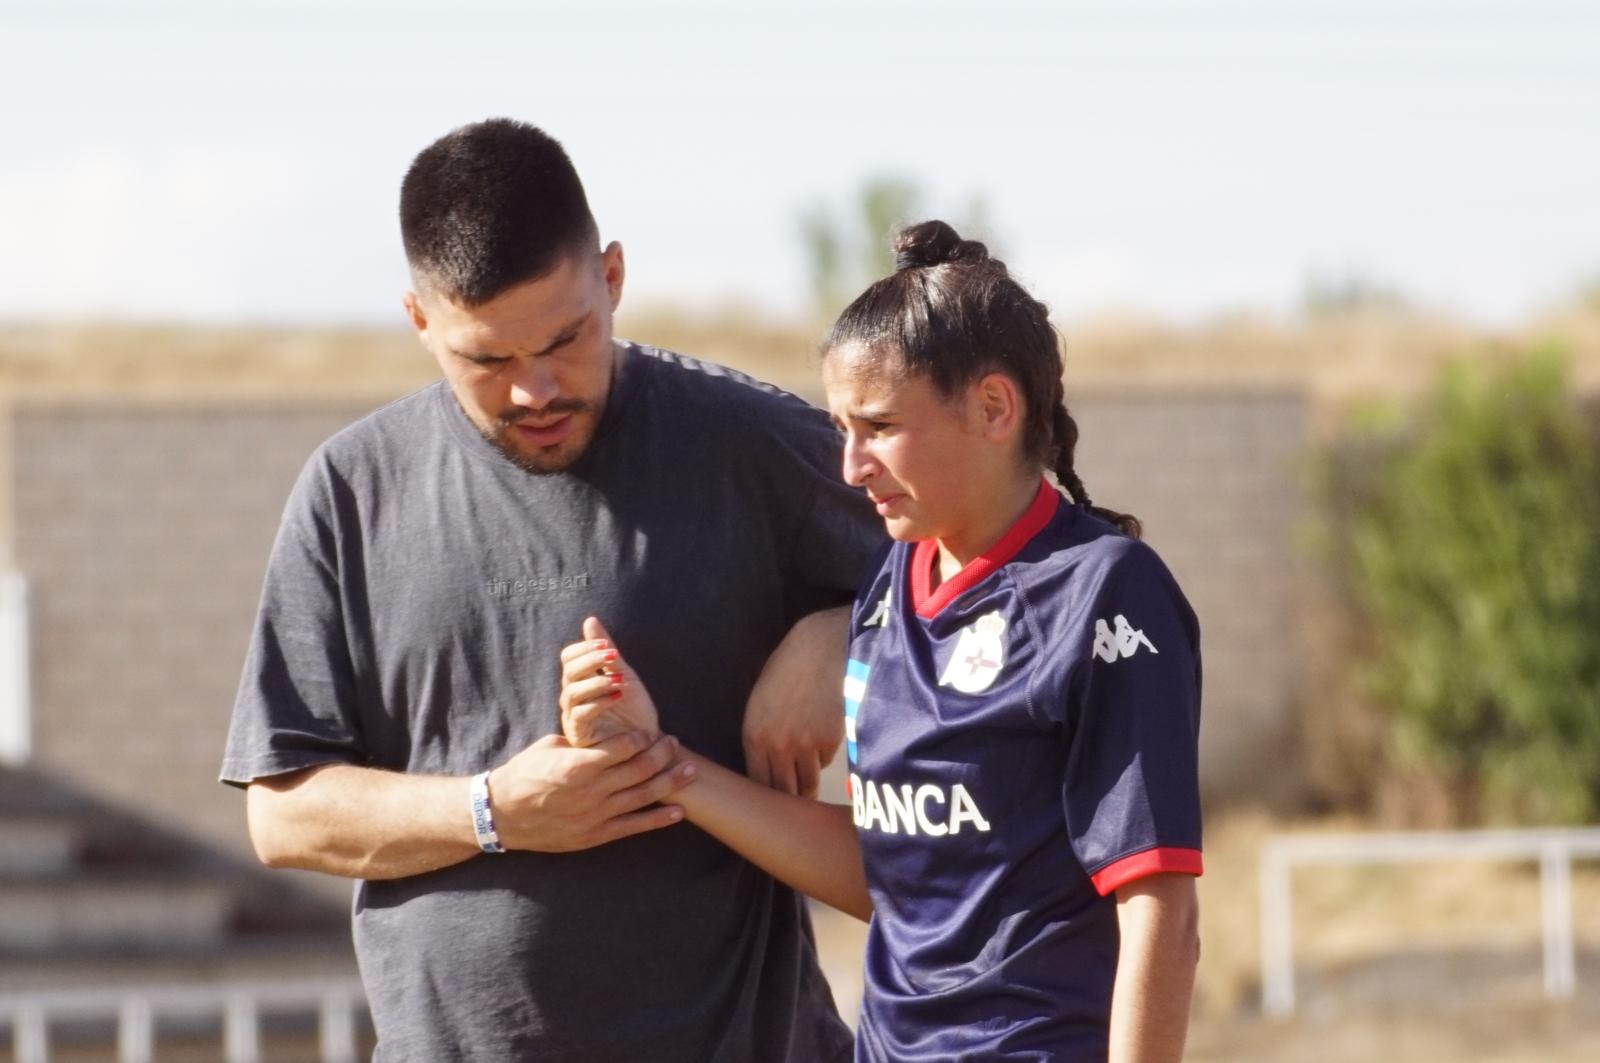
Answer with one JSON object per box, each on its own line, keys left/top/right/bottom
{"left": 1089, "top": 846, "right": 1204, "bottom": 896}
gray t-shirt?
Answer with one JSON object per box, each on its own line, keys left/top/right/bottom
{"left": 222, "top": 343, "right": 883, "bottom": 1062}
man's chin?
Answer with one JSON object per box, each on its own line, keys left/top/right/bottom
{"left": 488, "top": 426, "right": 592, "bottom": 475}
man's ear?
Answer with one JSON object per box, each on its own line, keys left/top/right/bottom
{"left": 972, "top": 371, "right": 1023, "bottom": 444}
{"left": 600, "top": 241, "right": 626, "bottom": 311}
{"left": 402, "top": 289, "right": 428, "bottom": 337}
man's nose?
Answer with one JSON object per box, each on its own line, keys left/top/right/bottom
{"left": 508, "top": 359, "right": 560, "bottom": 410}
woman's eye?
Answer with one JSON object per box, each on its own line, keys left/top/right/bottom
{"left": 869, "top": 421, "right": 892, "bottom": 433}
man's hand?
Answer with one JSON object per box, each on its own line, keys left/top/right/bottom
{"left": 490, "top": 730, "right": 693, "bottom": 852}
{"left": 742, "top": 606, "right": 850, "bottom": 798}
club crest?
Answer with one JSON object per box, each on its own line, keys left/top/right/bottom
{"left": 939, "top": 610, "right": 1008, "bottom": 694}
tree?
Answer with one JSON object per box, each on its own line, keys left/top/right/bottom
{"left": 799, "top": 179, "right": 993, "bottom": 319}
{"left": 1332, "top": 351, "right": 1600, "bottom": 823}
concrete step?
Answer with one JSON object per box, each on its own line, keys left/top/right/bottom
{"left": 0, "top": 816, "right": 86, "bottom": 876}
{"left": 0, "top": 876, "right": 233, "bottom": 952}
{"left": 0, "top": 932, "right": 359, "bottom": 992}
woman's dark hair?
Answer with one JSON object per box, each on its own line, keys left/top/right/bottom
{"left": 824, "top": 220, "right": 1141, "bottom": 538}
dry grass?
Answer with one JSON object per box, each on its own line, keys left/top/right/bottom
{"left": 1188, "top": 1001, "right": 1600, "bottom": 1063}
{"left": 3, "top": 299, "right": 1599, "bottom": 410}
{"left": 0, "top": 322, "right": 433, "bottom": 402}
{"left": 812, "top": 806, "right": 1600, "bottom": 1060}
{"left": 1191, "top": 809, "right": 1600, "bottom": 1060}
{"left": 1194, "top": 810, "right": 1600, "bottom": 1015}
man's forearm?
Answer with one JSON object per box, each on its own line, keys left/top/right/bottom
{"left": 1109, "top": 874, "right": 1200, "bottom": 1063}
{"left": 247, "top": 732, "right": 691, "bottom": 880}
{"left": 743, "top": 605, "right": 851, "bottom": 796}
{"left": 247, "top": 764, "right": 479, "bottom": 880}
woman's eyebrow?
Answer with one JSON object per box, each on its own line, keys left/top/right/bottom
{"left": 849, "top": 406, "right": 894, "bottom": 421}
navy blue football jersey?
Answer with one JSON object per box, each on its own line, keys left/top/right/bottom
{"left": 844, "top": 481, "right": 1202, "bottom": 1061}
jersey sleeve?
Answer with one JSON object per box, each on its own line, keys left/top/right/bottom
{"left": 1058, "top": 542, "right": 1203, "bottom": 895}
{"left": 760, "top": 395, "right": 887, "bottom": 623}
{"left": 218, "top": 451, "right": 366, "bottom": 787}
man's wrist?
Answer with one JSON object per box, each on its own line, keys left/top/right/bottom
{"left": 469, "top": 770, "right": 507, "bottom": 854}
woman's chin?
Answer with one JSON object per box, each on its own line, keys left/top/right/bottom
{"left": 882, "top": 515, "right": 930, "bottom": 543}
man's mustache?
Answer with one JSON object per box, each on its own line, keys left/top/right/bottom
{"left": 495, "top": 399, "right": 591, "bottom": 427}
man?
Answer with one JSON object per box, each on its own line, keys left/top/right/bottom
{"left": 221, "top": 118, "right": 883, "bottom": 1062}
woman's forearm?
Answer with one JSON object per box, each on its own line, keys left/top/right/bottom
{"left": 676, "top": 749, "right": 872, "bottom": 920}
{"left": 1108, "top": 874, "right": 1200, "bottom": 1063}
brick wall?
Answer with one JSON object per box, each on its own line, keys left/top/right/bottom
{"left": 7, "top": 386, "right": 1307, "bottom": 862}
{"left": 1073, "top": 390, "right": 1307, "bottom": 804}
{"left": 11, "top": 401, "right": 373, "bottom": 857}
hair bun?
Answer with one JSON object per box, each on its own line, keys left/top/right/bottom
{"left": 893, "top": 219, "right": 989, "bottom": 271}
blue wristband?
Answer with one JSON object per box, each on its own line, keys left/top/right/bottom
{"left": 470, "top": 771, "right": 506, "bottom": 854}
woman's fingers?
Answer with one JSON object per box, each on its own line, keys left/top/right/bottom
{"left": 566, "top": 701, "right": 609, "bottom": 738}
{"left": 560, "top": 638, "right": 601, "bottom": 665}
{"left": 560, "top": 671, "right": 624, "bottom": 714}
{"left": 583, "top": 615, "right": 614, "bottom": 646}
{"left": 561, "top": 646, "right": 624, "bottom": 686}
{"left": 561, "top": 617, "right": 619, "bottom": 666}
{"left": 560, "top": 639, "right": 617, "bottom": 668}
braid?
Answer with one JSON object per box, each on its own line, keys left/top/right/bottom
{"left": 1050, "top": 399, "right": 1143, "bottom": 539}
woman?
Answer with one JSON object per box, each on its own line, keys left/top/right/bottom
{"left": 560, "top": 221, "right": 1203, "bottom": 1062}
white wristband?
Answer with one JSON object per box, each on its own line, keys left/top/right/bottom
{"left": 469, "top": 771, "right": 506, "bottom": 854}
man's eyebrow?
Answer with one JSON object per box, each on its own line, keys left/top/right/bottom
{"left": 528, "top": 311, "right": 591, "bottom": 356}
{"left": 452, "top": 347, "right": 510, "bottom": 363}
{"left": 450, "top": 311, "right": 591, "bottom": 362}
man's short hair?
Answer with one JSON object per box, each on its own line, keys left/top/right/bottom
{"left": 400, "top": 118, "right": 599, "bottom": 306}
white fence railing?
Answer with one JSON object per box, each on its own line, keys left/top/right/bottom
{"left": 0, "top": 979, "right": 367, "bottom": 1063}
{"left": 1260, "top": 827, "right": 1600, "bottom": 1016}
{"left": 0, "top": 571, "right": 29, "bottom": 765}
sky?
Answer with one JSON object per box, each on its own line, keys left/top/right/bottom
{"left": 0, "top": 0, "right": 1595, "bottom": 326}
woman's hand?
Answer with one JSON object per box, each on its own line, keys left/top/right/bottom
{"left": 559, "top": 617, "right": 661, "bottom": 747}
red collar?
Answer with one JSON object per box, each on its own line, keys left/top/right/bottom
{"left": 909, "top": 479, "right": 1061, "bottom": 619}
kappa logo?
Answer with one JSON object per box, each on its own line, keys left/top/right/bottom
{"left": 939, "top": 610, "right": 1007, "bottom": 694}
{"left": 1092, "top": 614, "right": 1158, "bottom": 663}
{"left": 862, "top": 587, "right": 892, "bottom": 629}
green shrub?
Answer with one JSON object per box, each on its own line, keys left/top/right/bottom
{"left": 1336, "top": 350, "right": 1600, "bottom": 824}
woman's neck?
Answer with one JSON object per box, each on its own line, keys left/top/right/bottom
{"left": 934, "top": 473, "right": 1044, "bottom": 584}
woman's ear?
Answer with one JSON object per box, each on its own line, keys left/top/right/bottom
{"left": 971, "top": 372, "right": 1024, "bottom": 444}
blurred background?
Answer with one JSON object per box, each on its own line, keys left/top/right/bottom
{"left": 1, "top": 0, "right": 1598, "bottom": 1059}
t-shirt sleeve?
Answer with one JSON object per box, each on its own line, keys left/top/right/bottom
{"left": 219, "top": 452, "right": 366, "bottom": 787}
{"left": 1058, "top": 542, "right": 1203, "bottom": 895}
{"left": 762, "top": 396, "right": 887, "bottom": 622}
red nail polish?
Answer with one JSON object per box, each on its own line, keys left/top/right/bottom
{"left": 610, "top": 690, "right": 623, "bottom": 701}
{"left": 601, "top": 649, "right": 620, "bottom": 662}
{"left": 609, "top": 673, "right": 624, "bottom": 685}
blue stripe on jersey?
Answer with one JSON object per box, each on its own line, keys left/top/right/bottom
{"left": 843, "top": 658, "right": 870, "bottom": 764}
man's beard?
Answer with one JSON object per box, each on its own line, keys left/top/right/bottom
{"left": 481, "top": 398, "right": 596, "bottom": 475}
